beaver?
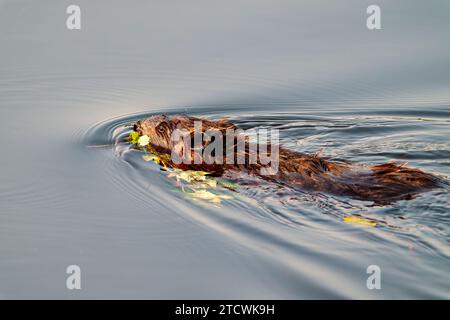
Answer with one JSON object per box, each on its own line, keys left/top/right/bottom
{"left": 134, "top": 115, "right": 441, "bottom": 204}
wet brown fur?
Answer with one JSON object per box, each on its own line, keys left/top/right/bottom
{"left": 135, "top": 115, "right": 441, "bottom": 204}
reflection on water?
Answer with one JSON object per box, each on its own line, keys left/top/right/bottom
{"left": 1, "top": 0, "right": 450, "bottom": 298}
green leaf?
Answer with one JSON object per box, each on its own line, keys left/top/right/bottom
{"left": 217, "top": 179, "right": 240, "bottom": 189}
{"left": 129, "top": 131, "right": 140, "bottom": 145}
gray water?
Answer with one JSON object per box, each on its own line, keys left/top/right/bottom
{"left": 0, "top": 0, "right": 449, "bottom": 299}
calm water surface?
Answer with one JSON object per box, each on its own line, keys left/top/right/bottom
{"left": 0, "top": 0, "right": 449, "bottom": 298}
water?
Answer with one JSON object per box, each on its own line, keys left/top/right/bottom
{"left": 0, "top": 0, "right": 449, "bottom": 299}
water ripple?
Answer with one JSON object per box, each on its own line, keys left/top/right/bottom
{"left": 83, "top": 106, "right": 450, "bottom": 283}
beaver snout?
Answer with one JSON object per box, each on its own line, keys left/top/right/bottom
{"left": 133, "top": 121, "right": 142, "bottom": 133}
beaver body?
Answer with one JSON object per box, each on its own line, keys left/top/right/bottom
{"left": 134, "top": 115, "right": 440, "bottom": 204}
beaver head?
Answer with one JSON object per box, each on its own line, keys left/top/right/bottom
{"left": 134, "top": 115, "right": 176, "bottom": 153}
{"left": 134, "top": 115, "right": 237, "bottom": 155}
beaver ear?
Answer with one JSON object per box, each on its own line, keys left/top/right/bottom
{"left": 168, "top": 118, "right": 181, "bottom": 131}
{"left": 216, "top": 118, "right": 237, "bottom": 131}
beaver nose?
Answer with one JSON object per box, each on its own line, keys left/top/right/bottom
{"left": 133, "top": 121, "right": 141, "bottom": 132}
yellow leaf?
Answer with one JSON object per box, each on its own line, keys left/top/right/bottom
{"left": 167, "top": 170, "right": 210, "bottom": 183}
{"left": 343, "top": 216, "right": 377, "bottom": 227}
{"left": 142, "top": 154, "right": 159, "bottom": 162}
{"left": 188, "top": 189, "right": 232, "bottom": 204}
{"left": 200, "top": 179, "right": 217, "bottom": 188}
{"left": 190, "top": 189, "right": 221, "bottom": 203}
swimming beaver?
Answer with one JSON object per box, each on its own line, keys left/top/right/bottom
{"left": 134, "top": 115, "right": 441, "bottom": 204}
